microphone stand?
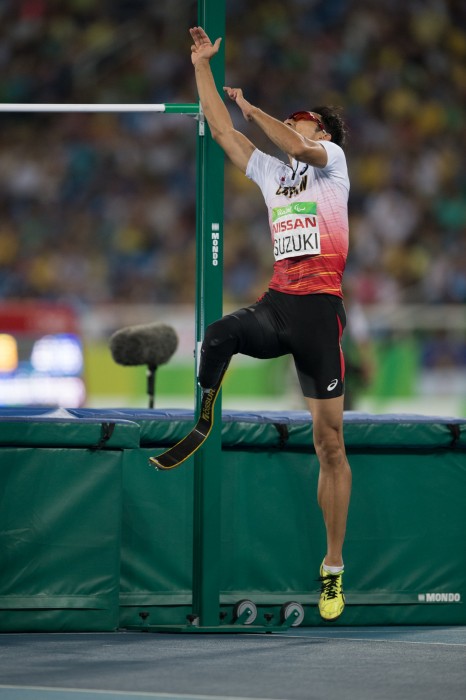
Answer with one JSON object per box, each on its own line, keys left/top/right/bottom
{"left": 146, "top": 364, "right": 157, "bottom": 409}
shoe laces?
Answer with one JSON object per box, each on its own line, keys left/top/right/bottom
{"left": 319, "top": 572, "right": 342, "bottom": 600}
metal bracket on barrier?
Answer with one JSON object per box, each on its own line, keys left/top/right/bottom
{"left": 125, "top": 601, "right": 306, "bottom": 634}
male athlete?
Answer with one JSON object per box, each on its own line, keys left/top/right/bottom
{"left": 190, "top": 26, "right": 351, "bottom": 621}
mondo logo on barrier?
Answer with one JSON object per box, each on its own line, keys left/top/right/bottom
{"left": 418, "top": 593, "right": 462, "bottom": 603}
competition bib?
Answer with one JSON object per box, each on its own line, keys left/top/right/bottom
{"left": 271, "top": 202, "right": 321, "bottom": 261}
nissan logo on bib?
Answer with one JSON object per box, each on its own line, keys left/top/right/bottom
{"left": 271, "top": 201, "right": 321, "bottom": 261}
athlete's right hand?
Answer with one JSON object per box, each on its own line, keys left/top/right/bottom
{"left": 223, "top": 86, "right": 254, "bottom": 121}
{"left": 189, "top": 26, "right": 222, "bottom": 65}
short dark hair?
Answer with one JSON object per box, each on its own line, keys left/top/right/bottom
{"left": 311, "top": 105, "right": 348, "bottom": 149}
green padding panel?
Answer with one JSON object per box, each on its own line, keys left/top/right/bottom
{"left": 139, "top": 419, "right": 192, "bottom": 447}
{"left": 0, "top": 419, "right": 140, "bottom": 448}
{"left": 222, "top": 419, "right": 459, "bottom": 449}
{"left": 341, "top": 419, "right": 462, "bottom": 450}
{"left": 0, "top": 447, "right": 123, "bottom": 631}
{"left": 120, "top": 429, "right": 466, "bottom": 627}
{"left": 136, "top": 413, "right": 465, "bottom": 450}
{"left": 220, "top": 451, "right": 321, "bottom": 598}
{"left": 119, "top": 447, "right": 194, "bottom": 627}
{"left": 220, "top": 448, "right": 466, "bottom": 624}
{"left": 347, "top": 451, "right": 466, "bottom": 600}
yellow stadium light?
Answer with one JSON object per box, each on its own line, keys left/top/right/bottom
{"left": 0, "top": 334, "right": 19, "bottom": 373}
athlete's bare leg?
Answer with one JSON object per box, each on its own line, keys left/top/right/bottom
{"left": 305, "top": 395, "right": 351, "bottom": 567}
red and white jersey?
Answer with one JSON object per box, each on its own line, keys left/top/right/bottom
{"left": 246, "top": 141, "right": 349, "bottom": 297}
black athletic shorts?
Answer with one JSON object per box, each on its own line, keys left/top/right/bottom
{"left": 231, "top": 289, "right": 346, "bottom": 399}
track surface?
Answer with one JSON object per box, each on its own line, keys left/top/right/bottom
{"left": 1, "top": 627, "right": 466, "bottom": 700}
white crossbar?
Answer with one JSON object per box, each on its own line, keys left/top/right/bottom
{"left": 0, "top": 103, "right": 168, "bottom": 113}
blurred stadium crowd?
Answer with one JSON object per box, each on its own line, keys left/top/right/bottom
{"left": 0, "top": 0, "right": 465, "bottom": 307}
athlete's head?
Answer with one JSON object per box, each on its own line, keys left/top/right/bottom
{"left": 284, "top": 107, "right": 348, "bottom": 149}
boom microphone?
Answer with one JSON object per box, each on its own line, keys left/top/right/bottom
{"left": 109, "top": 323, "right": 178, "bottom": 368}
{"left": 109, "top": 323, "right": 179, "bottom": 408}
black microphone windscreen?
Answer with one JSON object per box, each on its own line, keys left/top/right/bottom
{"left": 109, "top": 323, "right": 179, "bottom": 367}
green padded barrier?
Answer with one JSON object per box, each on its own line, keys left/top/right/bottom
{"left": 98, "top": 409, "right": 461, "bottom": 450}
{"left": 119, "top": 447, "right": 194, "bottom": 617}
{"left": 0, "top": 416, "right": 140, "bottom": 449}
{"left": 117, "top": 412, "right": 466, "bottom": 628}
{"left": 0, "top": 417, "right": 139, "bottom": 631}
{"left": 220, "top": 447, "right": 466, "bottom": 624}
{"left": 1, "top": 410, "right": 464, "bottom": 629}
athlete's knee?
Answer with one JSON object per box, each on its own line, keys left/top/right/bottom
{"left": 313, "top": 424, "right": 346, "bottom": 469}
{"left": 202, "top": 315, "right": 242, "bottom": 360}
{"left": 198, "top": 315, "right": 242, "bottom": 389}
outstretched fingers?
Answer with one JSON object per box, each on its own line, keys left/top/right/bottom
{"left": 189, "top": 26, "right": 206, "bottom": 47}
{"left": 190, "top": 26, "right": 221, "bottom": 49}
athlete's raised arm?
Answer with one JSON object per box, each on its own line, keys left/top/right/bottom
{"left": 224, "top": 87, "right": 331, "bottom": 168}
{"left": 189, "top": 27, "right": 255, "bottom": 172}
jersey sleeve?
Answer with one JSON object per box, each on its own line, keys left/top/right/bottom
{"left": 319, "top": 141, "right": 350, "bottom": 191}
{"left": 246, "top": 149, "right": 289, "bottom": 194}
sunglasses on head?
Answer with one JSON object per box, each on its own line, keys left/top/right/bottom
{"left": 286, "top": 111, "right": 325, "bottom": 131}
